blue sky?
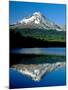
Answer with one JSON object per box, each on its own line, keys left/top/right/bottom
{"left": 9, "top": 1, "right": 66, "bottom": 25}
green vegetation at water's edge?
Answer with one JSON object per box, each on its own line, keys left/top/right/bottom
{"left": 10, "top": 28, "right": 66, "bottom": 47}
{"left": 11, "top": 28, "right": 66, "bottom": 42}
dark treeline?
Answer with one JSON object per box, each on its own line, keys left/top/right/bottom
{"left": 10, "top": 30, "right": 66, "bottom": 48}
{"left": 10, "top": 53, "right": 65, "bottom": 67}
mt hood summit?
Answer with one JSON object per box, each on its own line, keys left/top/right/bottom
{"left": 11, "top": 12, "right": 65, "bottom": 31}
{"left": 19, "top": 12, "right": 41, "bottom": 24}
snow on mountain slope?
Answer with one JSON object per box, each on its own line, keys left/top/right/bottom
{"left": 19, "top": 12, "right": 41, "bottom": 24}
{"left": 10, "top": 12, "right": 65, "bottom": 31}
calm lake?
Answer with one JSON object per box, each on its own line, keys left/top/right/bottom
{"left": 10, "top": 48, "right": 66, "bottom": 89}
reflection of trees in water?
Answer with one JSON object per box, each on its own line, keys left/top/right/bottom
{"left": 10, "top": 54, "right": 66, "bottom": 66}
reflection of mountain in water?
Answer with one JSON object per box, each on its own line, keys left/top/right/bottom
{"left": 11, "top": 54, "right": 66, "bottom": 81}
{"left": 12, "top": 62, "right": 65, "bottom": 81}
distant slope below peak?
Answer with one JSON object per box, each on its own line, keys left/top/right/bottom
{"left": 10, "top": 28, "right": 66, "bottom": 48}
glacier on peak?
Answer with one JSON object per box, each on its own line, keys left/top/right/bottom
{"left": 10, "top": 12, "right": 65, "bottom": 31}
{"left": 19, "top": 12, "right": 41, "bottom": 24}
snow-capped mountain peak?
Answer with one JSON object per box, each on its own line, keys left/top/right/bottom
{"left": 11, "top": 12, "right": 65, "bottom": 31}
{"left": 19, "top": 12, "right": 42, "bottom": 24}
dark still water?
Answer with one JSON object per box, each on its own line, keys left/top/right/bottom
{"left": 10, "top": 48, "right": 66, "bottom": 89}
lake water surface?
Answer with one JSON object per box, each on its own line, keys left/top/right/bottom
{"left": 11, "top": 48, "right": 65, "bottom": 55}
{"left": 10, "top": 48, "right": 66, "bottom": 89}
